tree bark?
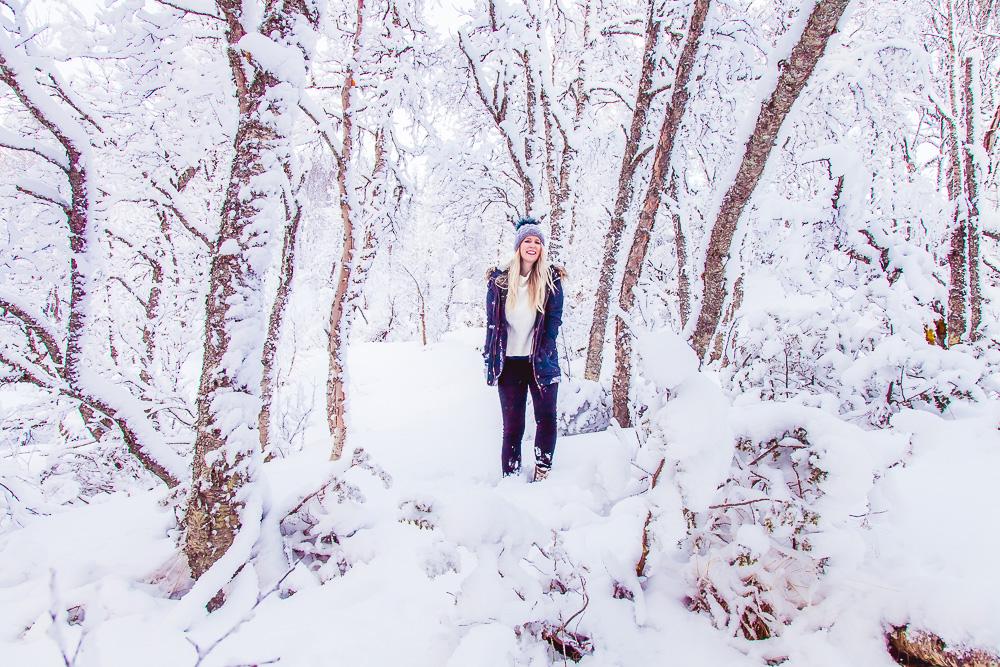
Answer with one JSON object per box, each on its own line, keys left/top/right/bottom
{"left": 541, "top": 86, "right": 571, "bottom": 260}
{"left": 963, "top": 57, "right": 982, "bottom": 340}
{"left": 521, "top": 49, "right": 538, "bottom": 214}
{"left": 610, "top": 0, "right": 711, "bottom": 426}
{"left": 947, "top": 55, "right": 982, "bottom": 344}
{"left": 670, "top": 175, "right": 691, "bottom": 330}
{"left": 327, "top": 0, "right": 365, "bottom": 462}
{"left": 689, "top": 0, "right": 850, "bottom": 360}
{"left": 260, "top": 204, "right": 302, "bottom": 456}
{"left": 583, "top": 1, "right": 664, "bottom": 381}
{"left": 185, "top": 0, "right": 318, "bottom": 600}
{"left": 565, "top": 0, "right": 591, "bottom": 249}
{"left": 346, "top": 127, "right": 391, "bottom": 317}
{"left": 984, "top": 100, "right": 1000, "bottom": 153}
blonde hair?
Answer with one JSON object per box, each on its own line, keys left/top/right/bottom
{"left": 504, "top": 245, "right": 555, "bottom": 314}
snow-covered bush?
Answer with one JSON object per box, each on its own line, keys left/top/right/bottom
{"left": 633, "top": 330, "right": 908, "bottom": 641}
{"left": 558, "top": 378, "right": 611, "bottom": 436}
{"left": 684, "top": 427, "right": 824, "bottom": 640}
{"left": 679, "top": 407, "right": 906, "bottom": 640}
{"left": 279, "top": 449, "right": 391, "bottom": 584}
{"left": 0, "top": 389, "right": 163, "bottom": 538}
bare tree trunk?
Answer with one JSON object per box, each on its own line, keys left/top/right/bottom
{"left": 185, "top": 0, "right": 318, "bottom": 601}
{"left": 690, "top": 0, "right": 850, "bottom": 360}
{"left": 671, "top": 175, "right": 691, "bottom": 329}
{"left": 942, "top": 1, "right": 968, "bottom": 345}
{"left": 946, "top": 55, "right": 983, "bottom": 343}
{"left": 610, "top": 0, "right": 711, "bottom": 426}
{"left": 142, "top": 241, "right": 163, "bottom": 388}
{"left": 566, "top": 0, "right": 591, "bottom": 250}
{"left": 711, "top": 274, "right": 743, "bottom": 364}
{"left": 963, "top": 57, "right": 982, "bottom": 340}
{"left": 985, "top": 100, "right": 1000, "bottom": 153}
{"left": 402, "top": 266, "right": 427, "bottom": 346}
{"left": 327, "top": 0, "right": 364, "bottom": 462}
{"left": 521, "top": 49, "right": 537, "bottom": 214}
{"left": 260, "top": 204, "right": 302, "bottom": 455}
{"left": 541, "top": 87, "right": 571, "bottom": 260}
{"left": 583, "top": 0, "right": 664, "bottom": 381}
{"left": 346, "top": 128, "right": 391, "bottom": 316}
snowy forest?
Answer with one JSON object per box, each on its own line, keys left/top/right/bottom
{"left": 1, "top": 0, "right": 999, "bottom": 664}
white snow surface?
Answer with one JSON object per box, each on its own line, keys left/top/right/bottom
{"left": 0, "top": 330, "right": 997, "bottom": 665}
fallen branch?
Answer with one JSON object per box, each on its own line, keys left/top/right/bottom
{"left": 887, "top": 625, "right": 1000, "bottom": 667}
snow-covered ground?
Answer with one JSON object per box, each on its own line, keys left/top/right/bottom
{"left": 1, "top": 330, "right": 997, "bottom": 666}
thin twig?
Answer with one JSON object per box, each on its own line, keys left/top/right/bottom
{"left": 152, "top": 0, "right": 225, "bottom": 21}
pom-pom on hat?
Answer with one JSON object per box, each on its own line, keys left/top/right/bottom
{"left": 513, "top": 216, "right": 547, "bottom": 251}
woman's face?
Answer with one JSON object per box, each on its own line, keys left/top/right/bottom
{"left": 519, "top": 235, "right": 543, "bottom": 266}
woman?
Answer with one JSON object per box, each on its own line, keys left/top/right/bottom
{"left": 483, "top": 217, "right": 565, "bottom": 481}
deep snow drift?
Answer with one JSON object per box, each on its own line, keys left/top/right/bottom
{"left": 0, "top": 330, "right": 997, "bottom": 666}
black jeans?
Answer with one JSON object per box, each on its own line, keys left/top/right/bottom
{"left": 498, "top": 357, "right": 558, "bottom": 476}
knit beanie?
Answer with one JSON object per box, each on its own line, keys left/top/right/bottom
{"left": 513, "top": 216, "right": 546, "bottom": 251}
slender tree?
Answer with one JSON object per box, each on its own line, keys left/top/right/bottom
{"left": 933, "top": 0, "right": 994, "bottom": 344}
{"left": 260, "top": 205, "right": 303, "bottom": 455}
{"left": 583, "top": 0, "right": 666, "bottom": 381}
{"left": 184, "top": 0, "right": 319, "bottom": 602}
{"left": 610, "top": 0, "right": 712, "bottom": 425}
{"left": 326, "top": 0, "right": 363, "bottom": 460}
{"left": 690, "top": 0, "right": 851, "bottom": 360}
{"left": 322, "top": 0, "right": 424, "bottom": 459}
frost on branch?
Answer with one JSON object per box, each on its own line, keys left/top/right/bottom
{"left": 683, "top": 427, "right": 827, "bottom": 640}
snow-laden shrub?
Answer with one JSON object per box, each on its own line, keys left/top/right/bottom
{"left": 678, "top": 408, "right": 906, "bottom": 641}
{"left": 278, "top": 448, "right": 391, "bottom": 583}
{"left": 558, "top": 377, "right": 611, "bottom": 436}
{"left": 633, "top": 330, "right": 909, "bottom": 641}
{"left": 719, "top": 267, "right": 1000, "bottom": 426}
{"left": 0, "top": 392, "right": 159, "bottom": 536}
{"left": 683, "top": 427, "right": 824, "bottom": 640}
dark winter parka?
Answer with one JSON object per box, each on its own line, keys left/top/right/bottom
{"left": 483, "top": 265, "right": 565, "bottom": 386}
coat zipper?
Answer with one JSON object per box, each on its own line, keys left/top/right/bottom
{"left": 530, "top": 293, "right": 548, "bottom": 388}
{"left": 494, "top": 275, "right": 506, "bottom": 381}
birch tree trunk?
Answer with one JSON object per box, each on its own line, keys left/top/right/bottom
{"left": 610, "top": 0, "right": 711, "bottom": 426}
{"left": 583, "top": 0, "right": 663, "bottom": 381}
{"left": 962, "top": 57, "right": 982, "bottom": 340}
{"left": 541, "top": 86, "right": 571, "bottom": 260}
{"left": 565, "top": 0, "right": 591, "bottom": 248}
{"left": 184, "top": 0, "right": 318, "bottom": 600}
{"left": 985, "top": 101, "right": 1000, "bottom": 153}
{"left": 327, "top": 0, "right": 364, "bottom": 461}
{"left": 942, "top": 0, "right": 967, "bottom": 344}
{"left": 947, "top": 54, "right": 983, "bottom": 344}
{"left": 670, "top": 174, "right": 691, "bottom": 329}
{"left": 260, "top": 204, "right": 302, "bottom": 455}
{"left": 689, "top": 0, "right": 850, "bottom": 360}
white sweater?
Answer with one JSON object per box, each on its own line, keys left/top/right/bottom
{"left": 505, "top": 273, "right": 537, "bottom": 356}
